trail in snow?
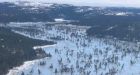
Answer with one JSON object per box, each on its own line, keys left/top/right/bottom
{"left": 5, "top": 22, "right": 140, "bottom": 75}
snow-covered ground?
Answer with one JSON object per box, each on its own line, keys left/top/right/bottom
{"left": 5, "top": 22, "right": 140, "bottom": 75}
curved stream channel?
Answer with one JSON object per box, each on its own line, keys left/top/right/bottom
{"left": 5, "top": 22, "right": 140, "bottom": 75}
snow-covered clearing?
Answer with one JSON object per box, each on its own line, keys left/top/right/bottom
{"left": 5, "top": 22, "right": 140, "bottom": 75}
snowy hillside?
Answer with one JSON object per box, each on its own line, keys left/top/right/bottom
{"left": 4, "top": 22, "right": 140, "bottom": 75}
{"left": 5, "top": 1, "right": 140, "bottom": 16}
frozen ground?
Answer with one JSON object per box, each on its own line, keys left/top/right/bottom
{"left": 4, "top": 22, "right": 140, "bottom": 75}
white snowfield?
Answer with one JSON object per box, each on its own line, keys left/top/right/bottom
{"left": 33, "top": 44, "right": 56, "bottom": 50}
{"left": 5, "top": 22, "right": 140, "bottom": 75}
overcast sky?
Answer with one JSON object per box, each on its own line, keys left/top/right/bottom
{"left": 1, "top": 0, "right": 140, "bottom": 7}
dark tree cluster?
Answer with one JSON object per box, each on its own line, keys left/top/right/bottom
{"left": 0, "top": 27, "right": 54, "bottom": 75}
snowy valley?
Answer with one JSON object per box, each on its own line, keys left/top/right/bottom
{"left": 0, "top": 1, "right": 140, "bottom": 75}
{"left": 3, "top": 22, "right": 140, "bottom": 75}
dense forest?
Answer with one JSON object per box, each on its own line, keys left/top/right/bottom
{"left": 86, "top": 24, "right": 140, "bottom": 42}
{"left": 0, "top": 27, "right": 54, "bottom": 75}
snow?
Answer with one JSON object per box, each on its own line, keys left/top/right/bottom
{"left": 7, "top": 60, "right": 39, "bottom": 75}
{"left": 4, "top": 22, "right": 140, "bottom": 75}
{"left": 54, "top": 18, "right": 66, "bottom": 22}
{"left": 33, "top": 44, "right": 56, "bottom": 50}
{"left": 54, "top": 18, "right": 74, "bottom": 23}
{"left": 106, "top": 25, "right": 117, "bottom": 31}
{"left": 14, "top": 1, "right": 53, "bottom": 7}
{"left": 116, "top": 12, "right": 127, "bottom": 16}
{"left": 105, "top": 12, "right": 134, "bottom": 16}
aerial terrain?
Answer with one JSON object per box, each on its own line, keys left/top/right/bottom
{"left": 0, "top": 1, "right": 140, "bottom": 75}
